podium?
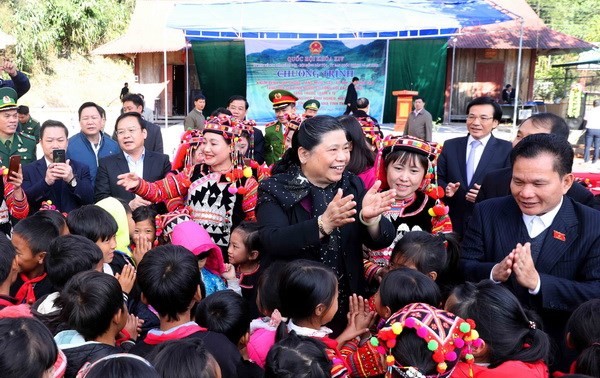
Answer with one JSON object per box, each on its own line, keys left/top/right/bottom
{"left": 392, "top": 90, "right": 418, "bottom": 132}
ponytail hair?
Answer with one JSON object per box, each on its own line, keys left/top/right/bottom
{"left": 272, "top": 115, "right": 348, "bottom": 174}
{"left": 448, "top": 281, "right": 550, "bottom": 368}
{"left": 566, "top": 299, "right": 600, "bottom": 376}
{"left": 266, "top": 331, "right": 332, "bottom": 378}
{"left": 391, "top": 231, "right": 458, "bottom": 278}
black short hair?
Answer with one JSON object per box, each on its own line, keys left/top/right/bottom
{"left": 352, "top": 77, "right": 359, "bottom": 82}
{"left": 16, "top": 105, "right": 29, "bottom": 115}
{"left": 391, "top": 231, "right": 460, "bottom": 278}
{"left": 566, "top": 299, "right": 600, "bottom": 376}
{"left": 232, "top": 221, "right": 261, "bottom": 258}
{"left": 34, "top": 210, "right": 67, "bottom": 235}
{"left": 132, "top": 206, "right": 158, "bottom": 223}
{"left": 266, "top": 332, "right": 332, "bottom": 378}
{"left": 45, "top": 235, "right": 103, "bottom": 290}
{"left": 137, "top": 245, "right": 200, "bottom": 321}
{"left": 448, "top": 281, "right": 550, "bottom": 368}
{"left": 67, "top": 205, "right": 118, "bottom": 243}
{"left": 13, "top": 214, "right": 60, "bottom": 255}
{"left": 210, "top": 107, "right": 232, "bottom": 117}
{"left": 115, "top": 112, "right": 145, "bottom": 132}
{"left": 257, "top": 261, "right": 286, "bottom": 315}
{"left": 227, "top": 95, "right": 249, "bottom": 110}
{"left": 524, "top": 113, "right": 569, "bottom": 140}
{"left": 0, "top": 234, "right": 15, "bottom": 284}
{"left": 466, "top": 96, "right": 502, "bottom": 122}
{"left": 195, "top": 290, "right": 250, "bottom": 345}
{"left": 379, "top": 268, "right": 441, "bottom": 314}
{"left": 193, "top": 93, "right": 206, "bottom": 102}
{"left": 122, "top": 93, "right": 145, "bottom": 109}
{"left": 59, "top": 270, "right": 123, "bottom": 340}
{"left": 511, "top": 133, "right": 573, "bottom": 177}
{"left": 414, "top": 96, "right": 424, "bottom": 102}
{"left": 40, "top": 119, "right": 69, "bottom": 139}
{"left": 84, "top": 354, "right": 159, "bottom": 378}
{"left": 78, "top": 101, "right": 104, "bottom": 120}
{"left": 356, "top": 97, "right": 369, "bottom": 109}
{"left": 505, "top": 84, "right": 512, "bottom": 89}
{"left": 0, "top": 317, "right": 58, "bottom": 378}
{"left": 148, "top": 339, "right": 219, "bottom": 378}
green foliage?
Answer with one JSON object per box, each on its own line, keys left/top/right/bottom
{"left": 3, "top": 0, "right": 134, "bottom": 72}
{"left": 527, "top": 0, "right": 600, "bottom": 41}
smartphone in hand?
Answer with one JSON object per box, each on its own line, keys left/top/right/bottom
{"left": 53, "top": 149, "right": 66, "bottom": 163}
{"left": 7, "top": 155, "right": 20, "bottom": 178}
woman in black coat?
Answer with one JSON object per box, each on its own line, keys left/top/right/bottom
{"left": 256, "top": 115, "right": 396, "bottom": 334}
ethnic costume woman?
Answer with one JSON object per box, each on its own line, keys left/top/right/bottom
{"left": 117, "top": 115, "right": 259, "bottom": 256}
{"left": 365, "top": 136, "right": 452, "bottom": 272}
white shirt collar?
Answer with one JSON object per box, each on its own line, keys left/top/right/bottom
{"left": 123, "top": 148, "right": 145, "bottom": 163}
{"left": 522, "top": 197, "right": 563, "bottom": 236}
{"left": 287, "top": 320, "right": 332, "bottom": 338}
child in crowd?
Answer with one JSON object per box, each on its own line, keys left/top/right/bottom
{"left": 446, "top": 281, "right": 550, "bottom": 377}
{"left": 562, "top": 299, "right": 600, "bottom": 376}
{"left": 265, "top": 332, "right": 332, "bottom": 378}
{"left": 79, "top": 354, "right": 159, "bottom": 378}
{"left": 148, "top": 339, "right": 221, "bottom": 378}
{"left": 10, "top": 214, "right": 60, "bottom": 304}
{"left": 196, "top": 289, "right": 263, "bottom": 377}
{"left": 36, "top": 207, "right": 69, "bottom": 235}
{"left": 129, "top": 245, "right": 243, "bottom": 377}
{"left": 0, "top": 317, "right": 66, "bottom": 378}
{"left": 373, "top": 267, "right": 442, "bottom": 320}
{"left": 277, "top": 259, "right": 384, "bottom": 378}
{"left": 32, "top": 235, "right": 104, "bottom": 334}
{"left": 55, "top": 270, "right": 141, "bottom": 378}
{"left": 248, "top": 261, "right": 286, "bottom": 368}
{"left": 131, "top": 205, "right": 157, "bottom": 261}
{"left": 0, "top": 234, "right": 19, "bottom": 309}
{"left": 373, "top": 302, "right": 481, "bottom": 378}
{"left": 95, "top": 197, "right": 135, "bottom": 264}
{"left": 67, "top": 205, "right": 135, "bottom": 283}
{"left": 171, "top": 220, "right": 239, "bottom": 296}
{"left": 228, "top": 221, "right": 262, "bottom": 318}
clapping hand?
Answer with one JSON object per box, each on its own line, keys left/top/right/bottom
{"left": 361, "top": 180, "right": 395, "bottom": 222}
{"left": 336, "top": 294, "right": 375, "bottom": 346}
{"left": 320, "top": 189, "right": 357, "bottom": 234}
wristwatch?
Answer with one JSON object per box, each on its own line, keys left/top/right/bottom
{"left": 68, "top": 176, "right": 77, "bottom": 187}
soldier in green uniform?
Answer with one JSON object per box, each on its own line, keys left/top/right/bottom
{"left": 17, "top": 105, "right": 40, "bottom": 143}
{"left": 302, "top": 99, "right": 320, "bottom": 118}
{"left": 264, "top": 89, "right": 298, "bottom": 165}
{"left": 0, "top": 88, "right": 37, "bottom": 167}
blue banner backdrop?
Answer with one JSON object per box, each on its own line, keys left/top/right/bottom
{"left": 245, "top": 39, "right": 387, "bottom": 123}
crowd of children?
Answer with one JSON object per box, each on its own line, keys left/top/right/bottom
{"left": 0, "top": 198, "right": 597, "bottom": 378}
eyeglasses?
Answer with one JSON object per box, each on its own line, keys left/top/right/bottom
{"left": 466, "top": 115, "right": 494, "bottom": 122}
{"left": 116, "top": 127, "right": 142, "bottom": 136}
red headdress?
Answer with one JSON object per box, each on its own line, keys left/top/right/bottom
{"left": 371, "top": 303, "right": 482, "bottom": 378}
{"left": 356, "top": 116, "right": 383, "bottom": 149}
{"left": 172, "top": 129, "right": 205, "bottom": 171}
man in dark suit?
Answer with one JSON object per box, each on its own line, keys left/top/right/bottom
{"left": 121, "top": 93, "right": 163, "bottom": 154}
{"left": 95, "top": 112, "right": 170, "bottom": 209}
{"left": 461, "top": 133, "right": 600, "bottom": 368}
{"left": 22, "top": 120, "right": 94, "bottom": 213}
{"left": 227, "top": 95, "right": 265, "bottom": 164}
{"left": 437, "top": 96, "right": 512, "bottom": 236}
{"left": 343, "top": 76, "right": 359, "bottom": 115}
{"left": 477, "top": 113, "right": 598, "bottom": 209}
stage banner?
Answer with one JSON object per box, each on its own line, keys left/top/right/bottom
{"left": 245, "top": 39, "right": 387, "bottom": 124}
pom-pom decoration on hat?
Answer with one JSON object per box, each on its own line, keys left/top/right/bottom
{"left": 372, "top": 302, "right": 482, "bottom": 378}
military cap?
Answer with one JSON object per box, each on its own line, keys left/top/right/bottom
{"left": 303, "top": 99, "right": 321, "bottom": 111}
{"left": 0, "top": 87, "right": 17, "bottom": 111}
{"left": 269, "top": 89, "right": 298, "bottom": 110}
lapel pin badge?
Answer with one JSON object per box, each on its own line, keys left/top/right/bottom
{"left": 553, "top": 230, "right": 566, "bottom": 242}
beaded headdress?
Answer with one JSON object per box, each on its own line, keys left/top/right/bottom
{"left": 154, "top": 209, "right": 192, "bottom": 245}
{"left": 371, "top": 303, "right": 482, "bottom": 378}
{"left": 172, "top": 129, "right": 205, "bottom": 171}
{"left": 356, "top": 116, "right": 383, "bottom": 148}
{"left": 282, "top": 113, "right": 303, "bottom": 143}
